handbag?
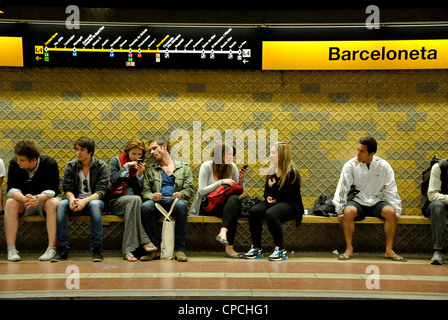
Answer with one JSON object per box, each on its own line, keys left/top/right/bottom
{"left": 107, "top": 181, "right": 128, "bottom": 197}
{"left": 201, "top": 183, "right": 243, "bottom": 212}
{"left": 107, "top": 155, "right": 130, "bottom": 197}
{"left": 156, "top": 198, "right": 178, "bottom": 260}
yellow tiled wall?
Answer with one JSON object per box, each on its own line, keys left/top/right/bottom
{"left": 1, "top": 67, "right": 448, "bottom": 215}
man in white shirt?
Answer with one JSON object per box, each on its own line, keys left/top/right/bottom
{"left": 0, "top": 158, "right": 5, "bottom": 216}
{"left": 332, "top": 137, "right": 405, "bottom": 261}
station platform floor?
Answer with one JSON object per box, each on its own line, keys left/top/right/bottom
{"left": 0, "top": 251, "right": 447, "bottom": 302}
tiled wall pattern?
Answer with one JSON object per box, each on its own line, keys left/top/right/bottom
{"left": 1, "top": 67, "right": 448, "bottom": 216}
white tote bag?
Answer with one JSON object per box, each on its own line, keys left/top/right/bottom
{"left": 156, "top": 198, "right": 178, "bottom": 260}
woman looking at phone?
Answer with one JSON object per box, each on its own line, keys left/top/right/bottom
{"left": 109, "top": 138, "right": 156, "bottom": 261}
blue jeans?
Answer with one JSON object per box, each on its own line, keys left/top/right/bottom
{"left": 56, "top": 199, "right": 104, "bottom": 250}
{"left": 428, "top": 200, "right": 448, "bottom": 250}
{"left": 141, "top": 198, "right": 188, "bottom": 252}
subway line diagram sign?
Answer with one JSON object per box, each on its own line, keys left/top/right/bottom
{"left": 25, "top": 23, "right": 262, "bottom": 69}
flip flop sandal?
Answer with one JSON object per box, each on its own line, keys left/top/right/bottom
{"left": 338, "top": 253, "right": 353, "bottom": 261}
{"left": 385, "top": 255, "right": 407, "bottom": 262}
{"left": 124, "top": 252, "right": 137, "bottom": 262}
{"left": 144, "top": 243, "right": 157, "bottom": 252}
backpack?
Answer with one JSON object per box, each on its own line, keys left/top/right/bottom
{"left": 313, "top": 194, "right": 337, "bottom": 217}
{"left": 239, "top": 196, "right": 263, "bottom": 217}
{"left": 421, "top": 155, "right": 446, "bottom": 217}
{"left": 201, "top": 183, "right": 243, "bottom": 212}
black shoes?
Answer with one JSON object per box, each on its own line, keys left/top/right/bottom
{"left": 51, "top": 246, "right": 103, "bottom": 262}
{"left": 51, "top": 247, "right": 69, "bottom": 262}
{"left": 92, "top": 246, "right": 103, "bottom": 262}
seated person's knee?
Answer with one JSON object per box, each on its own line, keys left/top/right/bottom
{"left": 381, "top": 205, "right": 397, "bottom": 221}
{"left": 342, "top": 206, "right": 358, "bottom": 221}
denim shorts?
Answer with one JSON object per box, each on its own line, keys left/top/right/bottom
{"left": 344, "top": 200, "right": 391, "bottom": 221}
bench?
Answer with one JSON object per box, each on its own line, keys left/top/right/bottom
{"left": 1, "top": 214, "right": 431, "bottom": 225}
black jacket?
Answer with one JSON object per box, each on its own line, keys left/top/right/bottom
{"left": 264, "top": 169, "right": 305, "bottom": 226}
{"left": 7, "top": 155, "right": 60, "bottom": 196}
{"left": 62, "top": 157, "right": 109, "bottom": 199}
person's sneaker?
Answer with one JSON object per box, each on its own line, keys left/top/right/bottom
{"left": 431, "top": 250, "right": 444, "bottom": 265}
{"left": 92, "top": 246, "right": 103, "bottom": 262}
{"left": 244, "top": 245, "right": 263, "bottom": 259}
{"left": 51, "top": 247, "right": 69, "bottom": 262}
{"left": 7, "top": 249, "right": 21, "bottom": 262}
{"left": 39, "top": 248, "right": 57, "bottom": 261}
{"left": 268, "top": 246, "right": 287, "bottom": 261}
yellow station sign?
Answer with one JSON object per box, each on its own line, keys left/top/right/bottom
{"left": 262, "top": 39, "right": 448, "bottom": 70}
{"left": 0, "top": 37, "right": 24, "bottom": 67}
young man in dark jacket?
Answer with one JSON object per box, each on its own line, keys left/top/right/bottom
{"left": 52, "top": 136, "right": 109, "bottom": 262}
{"left": 5, "top": 139, "right": 60, "bottom": 261}
{"left": 427, "top": 159, "right": 448, "bottom": 265}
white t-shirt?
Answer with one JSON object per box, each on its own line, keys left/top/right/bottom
{"left": 0, "top": 158, "right": 5, "bottom": 178}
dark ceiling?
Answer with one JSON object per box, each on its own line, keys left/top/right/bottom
{"left": 0, "top": 0, "right": 447, "bottom": 24}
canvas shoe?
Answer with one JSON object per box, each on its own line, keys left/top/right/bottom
{"left": 39, "top": 248, "right": 57, "bottom": 261}
{"left": 92, "top": 246, "right": 103, "bottom": 262}
{"left": 431, "top": 250, "right": 444, "bottom": 265}
{"left": 244, "top": 245, "right": 263, "bottom": 259}
{"left": 268, "top": 246, "right": 288, "bottom": 261}
{"left": 7, "top": 249, "right": 21, "bottom": 262}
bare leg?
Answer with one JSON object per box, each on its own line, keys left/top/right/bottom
{"left": 44, "top": 198, "right": 59, "bottom": 248}
{"left": 339, "top": 205, "right": 358, "bottom": 258}
{"left": 4, "top": 198, "right": 24, "bottom": 246}
{"left": 381, "top": 205, "right": 400, "bottom": 258}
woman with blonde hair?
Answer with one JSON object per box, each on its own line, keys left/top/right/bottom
{"left": 109, "top": 138, "right": 156, "bottom": 261}
{"left": 189, "top": 142, "right": 248, "bottom": 258}
{"left": 244, "top": 143, "right": 304, "bottom": 261}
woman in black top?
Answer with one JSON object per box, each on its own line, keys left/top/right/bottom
{"left": 244, "top": 143, "right": 304, "bottom": 261}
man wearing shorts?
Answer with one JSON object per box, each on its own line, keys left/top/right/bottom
{"left": 4, "top": 140, "right": 60, "bottom": 261}
{"left": 332, "top": 137, "right": 405, "bottom": 261}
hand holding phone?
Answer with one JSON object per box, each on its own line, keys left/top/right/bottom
{"left": 239, "top": 165, "right": 248, "bottom": 178}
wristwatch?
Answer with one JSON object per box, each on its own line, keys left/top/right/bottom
{"left": 35, "top": 195, "right": 40, "bottom": 202}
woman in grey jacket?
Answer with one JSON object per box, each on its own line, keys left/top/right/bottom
{"left": 189, "top": 143, "right": 247, "bottom": 258}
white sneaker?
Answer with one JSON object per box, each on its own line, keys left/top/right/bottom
{"left": 7, "top": 249, "right": 21, "bottom": 262}
{"left": 431, "top": 250, "right": 444, "bottom": 265}
{"left": 268, "top": 246, "right": 288, "bottom": 261}
{"left": 39, "top": 248, "right": 57, "bottom": 261}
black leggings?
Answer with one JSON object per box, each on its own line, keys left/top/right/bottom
{"left": 249, "top": 201, "right": 296, "bottom": 249}
{"left": 201, "top": 194, "right": 240, "bottom": 245}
